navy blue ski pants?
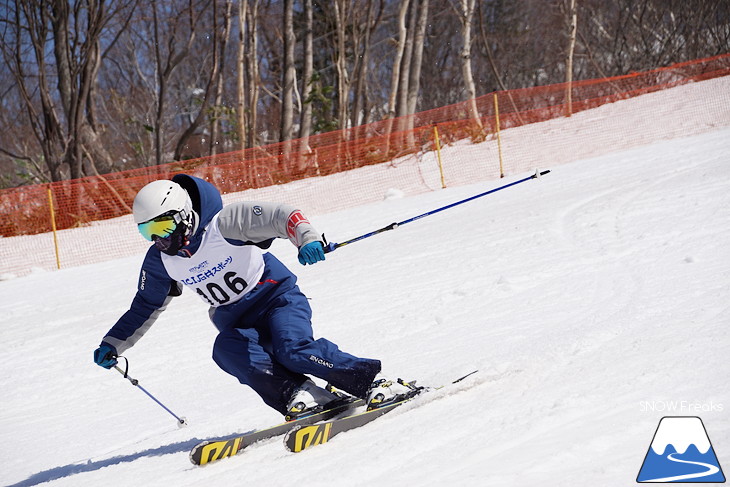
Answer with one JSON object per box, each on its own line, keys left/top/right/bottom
{"left": 212, "top": 281, "right": 381, "bottom": 415}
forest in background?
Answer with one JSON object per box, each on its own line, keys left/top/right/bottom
{"left": 1, "top": 0, "right": 728, "bottom": 188}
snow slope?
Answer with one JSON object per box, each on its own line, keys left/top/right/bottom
{"left": 2, "top": 89, "right": 729, "bottom": 486}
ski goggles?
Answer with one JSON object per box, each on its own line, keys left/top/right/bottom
{"left": 137, "top": 213, "right": 180, "bottom": 241}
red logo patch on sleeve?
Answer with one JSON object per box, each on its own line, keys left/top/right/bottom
{"left": 287, "top": 211, "right": 310, "bottom": 243}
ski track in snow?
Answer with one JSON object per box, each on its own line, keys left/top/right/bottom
{"left": 1, "top": 78, "right": 729, "bottom": 487}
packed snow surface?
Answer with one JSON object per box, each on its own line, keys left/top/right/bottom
{"left": 1, "top": 81, "right": 728, "bottom": 486}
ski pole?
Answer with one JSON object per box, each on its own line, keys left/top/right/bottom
{"left": 324, "top": 169, "right": 550, "bottom": 253}
{"left": 113, "top": 360, "right": 188, "bottom": 428}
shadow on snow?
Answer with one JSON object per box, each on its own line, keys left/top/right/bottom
{"left": 6, "top": 436, "right": 218, "bottom": 487}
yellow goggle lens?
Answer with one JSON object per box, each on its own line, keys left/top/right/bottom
{"left": 138, "top": 215, "right": 177, "bottom": 241}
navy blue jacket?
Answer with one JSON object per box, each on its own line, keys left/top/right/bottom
{"left": 101, "top": 174, "right": 317, "bottom": 354}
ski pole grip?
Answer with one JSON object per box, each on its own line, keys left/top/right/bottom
{"left": 322, "top": 234, "right": 338, "bottom": 254}
{"left": 323, "top": 242, "right": 338, "bottom": 254}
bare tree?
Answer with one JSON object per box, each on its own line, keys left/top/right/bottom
{"left": 298, "top": 0, "right": 314, "bottom": 144}
{"left": 386, "top": 0, "right": 410, "bottom": 121}
{"left": 210, "top": 0, "right": 234, "bottom": 156}
{"left": 1, "top": 0, "right": 135, "bottom": 181}
{"left": 575, "top": 0, "right": 729, "bottom": 77}
{"left": 210, "top": 0, "right": 233, "bottom": 156}
{"left": 149, "top": 0, "right": 205, "bottom": 165}
{"left": 280, "top": 0, "right": 296, "bottom": 143}
{"left": 173, "top": 0, "right": 231, "bottom": 161}
{"left": 349, "top": 0, "right": 383, "bottom": 128}
{"left": 475, "top": 1, "right": 524, "bottom": 125}
{"left": 564, "top": 0, "right": 578, "bottom": 116}
{"left": 2, "top": 0, "right": 729, "bottom": 188}
{"left": 236, "top": 0, "right": 249, "bottom": 150}
{"left": 246, "top": 0, "right": 260, "bottom": 148}
{"left": 406, "top": 0, "right": 429, "bottom": 117}
{"left": 396, "top": 0, "right": 429, "bottom": 141}
{"left": 452, "top": 0, "right": 483, "bottom": 133}
{"left": 475, "top": 0, "right": 511, "bottom": 93}
{"left": 333, "top": 0, "right": 351, "bottom": 130}
{"left": 396, "top": 0, "right": 415, "bottom": 119}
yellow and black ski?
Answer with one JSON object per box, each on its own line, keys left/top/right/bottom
{"left": 284, "top": 370, "right": 478, "bottom": 453}
{"left": 190, "top": 398, "right": 362, "bottom": 465}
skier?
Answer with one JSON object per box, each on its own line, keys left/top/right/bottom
{"left": 93, "top": 174, "right": 417, "bottom": 418}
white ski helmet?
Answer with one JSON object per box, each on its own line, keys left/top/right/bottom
{"left": 133, "top": 180, "right": 198, "bottom": 255}
{"left": 133, "top": 179, "right": 193, "bottom": 224}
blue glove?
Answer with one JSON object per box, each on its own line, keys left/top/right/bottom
{"left": 298, "top": 241, "right": 325, "bottom": 265}
{"left": 94, "top": 343, "right": 118, "bottom": 369}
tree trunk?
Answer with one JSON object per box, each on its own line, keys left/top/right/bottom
{"left": 387, "top": 0, "right": 410, "bottom": 121}
{"left": 383, "top": 0, "right": 410, "bottom": 154}
{"left": 396, "top": 1, "right": 415, "bottom": 119}
{"left": 83, "top": 35, "right": 114, "bottom": 175}
{"left": 237, "top": 0, "right": 248, "bottom": 151}
{"left": 151, "top": 0, "right": 204, "bottom": 164}
{"left": 476, "top": 1, "right": 524, "bottom": 124}
{"left": 298, "top": 0, "right": 314, "bottom": 144}
{"left": 152, "top": 2, "right": 195, "bottom": 165}
{"left": 407, "top": 0, "right": 429, "bottom": 117}
{"left": 174, "top": 0, "right": 227, "bottom": 161}
{"left": 280, "top": 0, "right": 296, "bottom": 144}
{"left": 152, "top": 2, "right": 165, "bottom": 166}
{"left": 210, "top": 0, "right": 233, "bottom": 156}
{"left": 334, "top": 0, "right": 350, "bottom": 131}
{"left": 246, "top": 0, "right": 260, "bottom": 148}
{"left": 12, "top": 0, "right": 119, "bottom": 180}
{"left": 565, "top": 0, "right": 578, "bottom": 116}
{"left": 13, "top": 1, "right": 65, "bottom": 181}
{"left": 457, "top": 0, "right": 483, "bottom": 133}
{"left": 350, "top": 0, "right": 378, "bottom": 128}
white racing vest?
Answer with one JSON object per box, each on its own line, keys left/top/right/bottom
{"left": 161, "top": 214, "right": 265, "bottom": 307}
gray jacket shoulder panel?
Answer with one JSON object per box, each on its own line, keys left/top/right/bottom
{"left": 216, "top": 202, "right": 321, "bottom": 248}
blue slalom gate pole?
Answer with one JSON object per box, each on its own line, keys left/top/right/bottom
{"left": 324, "top": 169, "right": 550, "bottom": 253}
{"left": 114, "top": 362, "right": 188, "bottom": 428}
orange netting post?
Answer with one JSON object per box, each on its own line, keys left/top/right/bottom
{"left": 47, "top": 187, "right": 61, "bottom": 270}
{"left": 494, "top": 93, "right": 505, "bottom": 178}
{"left": 433, "top": 124, "right": 446, "bottom": 189}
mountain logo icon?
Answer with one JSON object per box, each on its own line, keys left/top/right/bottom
{"left": 637, "top": 416, "right": 725, "bottom": 483}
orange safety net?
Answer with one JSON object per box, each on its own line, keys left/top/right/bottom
{"left": 1, "top": 53, "right": 729, "bottom": 276}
